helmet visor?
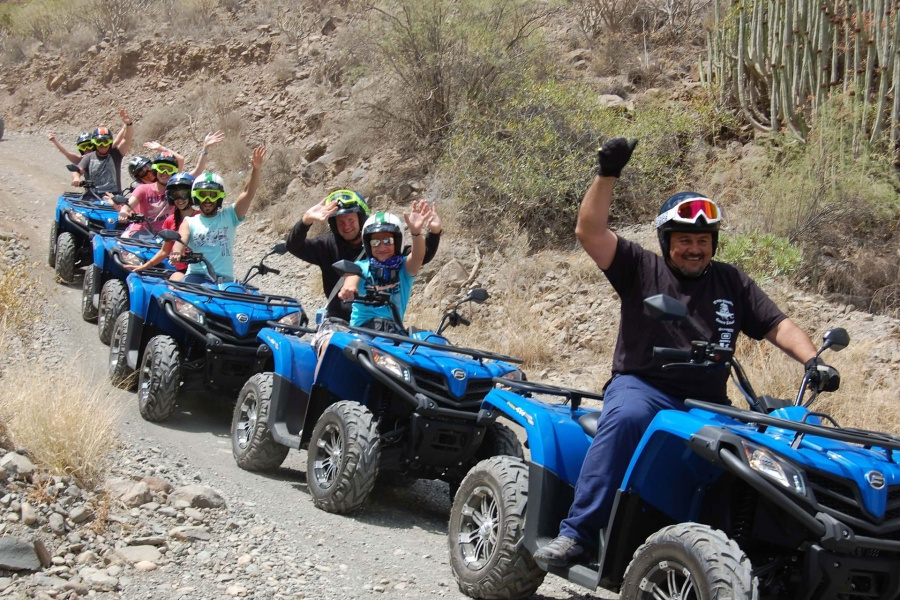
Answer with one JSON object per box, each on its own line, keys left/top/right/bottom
{"left": 655, "top": 198, "right": 721, "bottom": 228}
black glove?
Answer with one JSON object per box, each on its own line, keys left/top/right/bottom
{"left": 597, "top": 137, "right": 638, "bottom": 178}
{"left": 805, "top": 357, "right": 840, "bottom": 393}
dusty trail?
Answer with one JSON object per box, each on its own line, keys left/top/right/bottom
{"left": 0, "top": 133, "right": 609, "bottom": 600}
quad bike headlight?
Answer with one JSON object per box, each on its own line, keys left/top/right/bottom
{"left": 276, "top": 312, "right": 302, "bottom": 327}
{"left": 495, "top": 369, "right": 525, "bottom": 389}
{"left": 371, "top": 349, "right": 411, "bottom": 383}
{"left": 68, "top": 211, "right": 88, "bottom": 227}
{"left": 173, "top": 298, "right": 205, "bottom": 326}
{"left": 118, "top": 250, "right": 143, "bottom": 267}
{"left": 741, "top": 440, "right": 806, "bottom": 495}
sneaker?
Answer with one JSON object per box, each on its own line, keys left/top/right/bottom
{"left": 533, "top": 535, "right": 584, "bottom": 568}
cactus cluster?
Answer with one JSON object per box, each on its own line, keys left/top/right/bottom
{"left": 702, "top": 0, "right": 900, "bottom": 152}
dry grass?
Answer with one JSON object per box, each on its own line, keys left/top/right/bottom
{"left": 729, "top": 335, "right": 900, "bottom": 435}
{"left": 0, "top": 362, "right": 123, "bottom": 489}
{"left": 0, "top": 261, "right": 42, "bottom": 335}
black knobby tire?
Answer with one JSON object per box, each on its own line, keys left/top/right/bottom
{"left": 48, "top": 221, "right": 58, "bottom": 268}
{"left": 620, "top": 523, "right": 758, "bottom": 600}
{"left": 98, "top": 279, "right": 128, "bottom": 345}
{"left": 137, "top": 335, "right": 182, "bottom": 422}
{"left": 475, "top": 422, "right": 525, "bottom": 462}
{"left": 306, "top": 400, "right": 380, "bottom": 514}
{"left": 109, "top": 312, "right": 136, "bottom": 390}
{"left": 55, "top": 232, "right": 76, "bottom": 284}
{"left": 81, "top": 267, "right": 98, "bottom": 322}
{"left": 449, "top": 456, "right": 545, "bottom": 600}
{"left": 232, "top": 373, "right": 290, "bottom": 471}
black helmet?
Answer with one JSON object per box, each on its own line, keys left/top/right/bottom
{"left": 655, "top": 192, "right": 722, "bottom": 257}
{"left": 166, "top": 173, "right": 195, "bottom": 205}
{"left": 151, "top": 151, "right": 179, "bottom": 170}
{"left": 325, "top": 189, "right": 370, "bottom": 239}
{"left": 91, "top": 126, "right": 113, "bottom": 146}
{"left": 127, "top": 156, "right": 153, "bottom": 183}
{"left": 76, "top": 132, "right": 93, "bottom": 154}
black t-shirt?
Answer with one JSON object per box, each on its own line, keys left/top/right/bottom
{"left": 603, "top": 237, "right": 787, "bottom": 403}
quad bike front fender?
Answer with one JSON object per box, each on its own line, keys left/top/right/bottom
{"left": 481, "top": 388, "right": 594, "bottom": 485}
{"left": 258, "top": 327, "right": 317, "bottom": 449}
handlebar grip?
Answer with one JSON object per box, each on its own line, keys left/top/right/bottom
{"left": 653, "top": 347, "right": 692, "bottom": 361}
{"left": 268, "top": 268, "right": 280, "bottom": 275}
{"left": 460, "top": 317, "right": 471, "bottom": 326}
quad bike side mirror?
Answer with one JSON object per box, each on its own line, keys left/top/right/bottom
{"left": 333, "top": 259, "right": 363, "bottom": 277}
{"left": 111, "top": 194, "right": 128, "bottom": 205}
{"left": 643, "top": 294, "right": 689, "bottom": 321}
{"left": 464, "top": 288, "right": 489, "bottom": 304}
{"left": 821, "top": 328, "right": 850, "bottom": 353}
{"left": 158, "top": 229, "right": 182, "bottom": 242}
{"left": 66, "top": 164, "right": 80, "bottom": 173}
{"left": 271, "top": 242, "right": 287, "bottom": 255}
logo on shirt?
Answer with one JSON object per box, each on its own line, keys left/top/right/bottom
{"left": 713, "top": 299, "right": 735, "bottom": 326}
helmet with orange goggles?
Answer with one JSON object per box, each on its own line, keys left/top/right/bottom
{"left": 192, "top": 172, "right": 226, "bottom": 209}
{"left": 656, "top": 192, "right": 722, "bottom": 257}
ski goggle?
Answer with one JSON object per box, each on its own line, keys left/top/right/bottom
{"left": 77, "top": 142, "right": 95, "bottom": 152}
{"left": 93, "top": 139, "right": 113, "bottom": 148}
{"left": 152, "top": 163, "right": 178, "bottom": 175}
{"left": 169, "top": 190, "right": 191, "bottom": 201}
{"left": 193, "top": 189, "right": 225, "bottom": 204}
{"left": 369, "top": 238, "right": 395, "bottom": 248}
{"left": 135, "top": 167, "right": 153, "bottom": 179}
{"left": 655, "top": 198, "right": 721, "bottom": 228}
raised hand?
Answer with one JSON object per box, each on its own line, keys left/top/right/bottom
{"left": 144, "top": 141, "right": 164, "bottom": 152}
{"left": 597, "top": 137, "right": 638, "bottom": 178}
{"left": 203, "top": 130, "right": 225, "bottom": 149}
{"left": 306, "top": 197, "right": 339, "bottom": 223}
{"left": 404, "top": 206, "right": 427, "bottom": 236}
{"left": 251, "top": 145, "right": 267, "bottom": 170}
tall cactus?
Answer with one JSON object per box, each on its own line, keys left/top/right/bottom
{"left": 703, "top": 0, "right": 900, "bottom": 155}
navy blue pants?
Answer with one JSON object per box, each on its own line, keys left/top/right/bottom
{"left": 558, "top": 374, "right": 687, "bottom": 548}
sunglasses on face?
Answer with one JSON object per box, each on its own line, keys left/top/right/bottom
{"left": 94, "top": 140, "right": 113, "bottom": 148}
{"left": 369, "top": 238, "right": 395, "bottom": 248}
{"left": 655, "top": 198, "right": 722, "bottom": 228}
{"left": 193, "top": 190, "right": 225, "bottom": 203}
{"left": 77, "top": 143, "right": 94, "bottom": 152}
{"left": 152, "top": 164, "right": 178, "bottom": 175}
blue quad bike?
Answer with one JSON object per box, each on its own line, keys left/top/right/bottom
{"left": 50, "top": 164, "right": 126, "bottom": 283}
{"left": 448, "top": 295, "right": 900, "bottom": 600}
{"left": 108, "top": 232, "right": 306, "bottom": 422}
{"left": 82, "top": 224, "right": 176, "bottom": 344}
{"left": 230, "top": 259, "right": 527, "bottom": 515}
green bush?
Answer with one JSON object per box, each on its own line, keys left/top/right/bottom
{"left": 717, "top": 232, "right": 803, "bottom": 282}
{"left": 440, "top": 77, "right": 732, "bottom": 250}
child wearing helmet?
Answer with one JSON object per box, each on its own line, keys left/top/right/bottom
{"left": 70, "top": 109, "right": 135, "bottom": 194}
{"left": 336, "top": 207, "right": 430, "bottom": 329}
{"left": 127, "top": 173, "right": 198, "bottom": 281}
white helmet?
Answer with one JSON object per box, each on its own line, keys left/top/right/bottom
{"left": 362, "top": 212, "right": 403, "bottom": 258}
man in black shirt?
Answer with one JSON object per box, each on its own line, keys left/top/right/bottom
{"left": 533, "top": 137, "right": 839, "bottom": 569}
{"left": 285, "top": 189, "right": 441, "bottom": 321}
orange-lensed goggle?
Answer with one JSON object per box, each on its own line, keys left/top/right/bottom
{"left": 655, "top": 198, "right": 721, "bottom": 228}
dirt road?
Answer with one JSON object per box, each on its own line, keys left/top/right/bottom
{"left": 0, "top": 132, "right": 611, "bottom": 600}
